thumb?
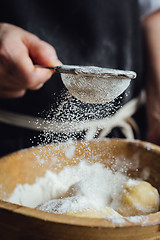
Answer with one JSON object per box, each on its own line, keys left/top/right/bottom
{"left": 24, "top": 34, "right": 62, "bottom": 67}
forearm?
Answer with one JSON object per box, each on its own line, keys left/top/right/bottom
{"left": 142, "top": 10, "right": 160, "bottom": 144}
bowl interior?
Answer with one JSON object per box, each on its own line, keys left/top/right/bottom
{"left": 0, "top": 138, "right": 160, "bottom": 228}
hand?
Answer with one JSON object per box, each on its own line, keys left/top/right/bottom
{"left": 0, "top": 23, "right": 62, "bottom": 98}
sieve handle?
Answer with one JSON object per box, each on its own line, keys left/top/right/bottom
{"left": 35, "top": 65, "right": 56, "bottom": 70}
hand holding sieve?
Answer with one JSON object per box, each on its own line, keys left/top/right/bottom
{"left": 37, "top": 65, "right": 136, "bottom": 104}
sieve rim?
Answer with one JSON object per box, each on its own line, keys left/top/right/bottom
{"left": 56, "top": 65, "right": 137, "bottom": 79}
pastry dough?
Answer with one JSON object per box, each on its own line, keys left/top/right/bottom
{"left": 65, "top": 206, "right": 122, "bottom": 218}
{"left": 117, "top": 180, "right": 160, "bottom": 216}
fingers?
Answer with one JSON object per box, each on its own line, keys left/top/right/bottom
{"left": 0, "top": 88, "right": 26, "bottom": 98}
{"left": 11, "top": 47, "right": 54, "bottom": 90}
{"left": 0, "top": 40, "right": 52, "bottom": 91}
{"left": 24, "top": 33, "right": 62, "bottom": 67}
{"left": 0, "top": 23, "right": 62, "bottom": 98}
{"left": 31, "top": 83, "right": 44, "bottom": 90}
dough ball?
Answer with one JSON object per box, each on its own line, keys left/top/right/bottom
{"left": 65, "top": 206, "right": 122, "bottom": 219}
{"left": 117, "top": 180, "right": 160, "bottom": 216}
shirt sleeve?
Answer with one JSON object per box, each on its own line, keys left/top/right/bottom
{"left": 138, "top": 0, "right": 160, "bottom": 19}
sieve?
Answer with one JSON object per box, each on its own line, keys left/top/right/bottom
{"left": 37, "top": 65, "right": 136, "bottom": 104}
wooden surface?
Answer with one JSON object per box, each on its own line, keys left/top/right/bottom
{"left": 0, "top": 139, "right": 160, "bottom": 239}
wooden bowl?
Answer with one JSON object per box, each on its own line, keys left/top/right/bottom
{"left": 0, "top": 138, "right": 160, "bottom": 240}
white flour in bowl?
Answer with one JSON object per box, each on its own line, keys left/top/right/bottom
{"left": 7, "top": 160, "right": 159, "bottom": 222}
{"left": 7, "top": 161, "right": 127, "bottom": 209}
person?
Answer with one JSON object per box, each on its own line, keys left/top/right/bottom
{"left": 0, "top": 0, "right": 159, "bottom": 157}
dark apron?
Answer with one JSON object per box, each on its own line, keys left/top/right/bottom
{"left": 0, "top": 0, "right": 143, "bottom": 157}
